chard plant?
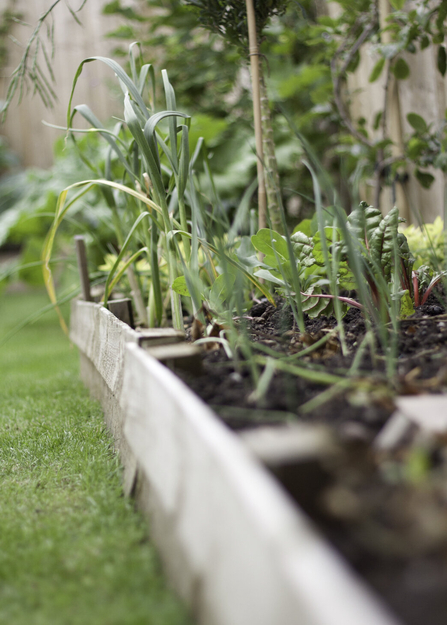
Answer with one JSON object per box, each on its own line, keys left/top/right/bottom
{"left": 247, "top": 199, "right": 445, "bottom": 320}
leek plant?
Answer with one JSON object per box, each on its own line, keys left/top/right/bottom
{"left": 43, "top": 46, "right": 198, "bottom": 330}
{"left": 43, "top": 44, "right": 271, "bottom": 333}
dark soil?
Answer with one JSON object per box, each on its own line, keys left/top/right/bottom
{"left": 177, "top": 291, "right": 447, "bottom": 625}
{"left": 182, "top": 293, "right": 447, "bottom": 434}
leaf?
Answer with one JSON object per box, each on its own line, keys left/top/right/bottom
{"left": 438, "top": 46, "right": 447, "bottom": 76}
{"left": 71, "top": 104, "right": 136, "bottom": 180}
{"left": 251, "top": 229, "right": 289, "bottom": 263}
{"left": 177, "top": 124, "right": 189, "bottom": 199}
{"left": 392, "top": 58, "right": 410, "bottom": 80}
{"left": 292, "top": 219, "right": 312, "bottom": 237}
{"left": 420, "top": 34, "right": 430, "bottom": 50}
{"left": 347, "top": 201, "right": 382, "bottom": 247}
{"left": 172, "top": 275, "right": 191, "bottom": 296}
{"left": 210, "top": 273, "right": 236, "bottom": 303}
{"left": 254, "top": 269, "right": 286, "bottom": 287}
{"left": 390, "top": 0, "right": 406, "bottom": 9}
{"left": 434, "top": 152, "right": 447, "bottom": 172}
{"left": 369, "top": 57, "right": 386, "bottom": 83}
{"left": 399, "top": 289, "right": 415, "bottom": 318}
{"left": 415, "top": 168, "right": 435, "bottom": 189}
{"left": 407, "top": 113, "right": 428, "bottom": 134}
{"left": 67, "top": 56, "right": 149, "bottom": 131}
{"left": 346, "top": 50, "right": 360, "bottom": 73}
{"left": 103, "top": 211, "right": 150, "bottom": 307}
{"left": 369, "top": 207, "right": 400, "bottom": 279}
{"left": 161, "top": 69, "right": 179, "bottom": 170}
{"left": 290, "top": 230, "right": 314, "bottom": 263}
{"left": 373, "top": 111, "right": 383, "bottom": 130}
{"left": 407, "top": 137, "right": 427, "bottom": 159}
{"left": 235, "top": 236, "right": 259, "bottom": 268}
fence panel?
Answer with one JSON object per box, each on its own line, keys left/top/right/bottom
{"left": 0, "top": 0, "right": 124, "bottom": 168}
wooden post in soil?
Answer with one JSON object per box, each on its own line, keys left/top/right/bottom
{"left": 246, "top": 0, "right": 267, "bottom": 230}
{"left": 74, "top": 235, "right": 92, "bottom": 302}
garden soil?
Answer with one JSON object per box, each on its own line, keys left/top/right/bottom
{"left": 178, "top": 292, "right": 447, "bottom": 625}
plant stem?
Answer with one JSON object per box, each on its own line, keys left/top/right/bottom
{"left": 127, "top": 265, "right": 148, "bottom": 326}
{"left": 112, "top": 201, "right": 148, "bottom": 326}
{"left": 178, "top": 195, "right": 191, "bottom": 265}
{"left": 246, "top": 0, "right": 267, "bottom": 230}
{"left": 255, "top": 356, "right": 344, "bottom": 385}
{"left": 259, "top": 71, "right": 283, "bottom": 234}
{"left": 166, "top": 241, "right": 183, "bottom": 332}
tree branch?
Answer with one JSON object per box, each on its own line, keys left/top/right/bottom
{"left": 330, "top": 13, "right": 378, "bottom": 149}
{"left": 2, "top": 0, "right": 85, "bottom": 119}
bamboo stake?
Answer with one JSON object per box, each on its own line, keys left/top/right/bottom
{"left": 246, "top": 0, "right": 267, "bottom": 230}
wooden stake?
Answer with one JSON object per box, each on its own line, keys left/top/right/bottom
{"left": 74, "top": 235, "right": 92, "bottom": 301}
{"left": 246, "top": 0, "right": 267, "bottom": 230}
{"left": 108, "top": 298, "right": 135, "bottom": 329}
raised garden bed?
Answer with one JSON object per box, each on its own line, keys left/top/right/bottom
{"left": 179, "top": 297, "right": 447, "bottom": 625}
{"left": 70, "top": 298, "right": 409, "bottom": 625}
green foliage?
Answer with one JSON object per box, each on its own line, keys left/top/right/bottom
{"left": 402, "top": 112, "right": 447, "bottom": 187}
{"left": 335, "top": 202, "right": 414, "bottom": 307}
{"left": 438, "top": 45, "right": 447, "bottom": 76}
{"left": 248, "top": 200, "right": 428, "bottom": 319}
{"left": 103, "top": 0, "right": 334, "bottom": 216}
{"left": 369, "top": 57, "right": 386, "bottom": 83}
{"left": 0, "top": 3, "right": 21, "bottom": 71}
{"left": 0, "top": 136, "right": 22, "bottom": 216}
{"left": 8, "top": 0, "right": 447, "bottom": 205}
{"left": 407, "top": 113, "right": 428, "bottom": 134}
{"left": 303, "top": 0, "right": 447, "bottom": 199}
{"left": 184, "top": 0, "right": 289, "bottom": 49}
{"left": 43, "top": 47, "right": 274, "bottom": 331}
{"left": 0, "top": 135, "right": 118, "bottom": 290}
{"left": 415, "top": 168, "right": 435, "bottom": 188}
{"left": 399, "top": 289, "right": 415, "bottom": 318}
{"left": 392, "top": 57, "right": 410, "bottom": 80}
{"left": 401, "top": 216, "right": 445, "bottom": 269}
{"left": 250, "top": 227, "right": 354, "bottom": 317}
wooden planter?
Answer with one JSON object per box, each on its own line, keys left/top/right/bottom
{"left": 70, "top": 299, "right": 403, "bottom": 625}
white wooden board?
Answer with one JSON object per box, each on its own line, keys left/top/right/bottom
{"left": 70, "top": 300, "right": 401, "bottom": 625}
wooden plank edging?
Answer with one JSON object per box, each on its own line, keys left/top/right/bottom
{"left": 70, "top": 300, "right": 401, "bottom": 625}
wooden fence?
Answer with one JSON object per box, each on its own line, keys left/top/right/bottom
{"left": 333, "top": 0, "right": 447, "bottom": 223}
{"left": 0, "top": 0, "right": 124, "bottom": 168}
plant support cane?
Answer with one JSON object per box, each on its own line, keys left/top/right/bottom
{"left": 246, "top": 0, "right": 267, "bottom": 231}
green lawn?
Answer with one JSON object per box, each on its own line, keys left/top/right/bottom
{"left": 0, "top": 290, "right": 192, "bottom": 625}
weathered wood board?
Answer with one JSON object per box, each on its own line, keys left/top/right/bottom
{"left": 70, "top": 299, "right": 402, "bottom": 625}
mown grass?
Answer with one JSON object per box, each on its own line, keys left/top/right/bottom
{"left": 0, "top": 290, "right": 192, "bottom": 625}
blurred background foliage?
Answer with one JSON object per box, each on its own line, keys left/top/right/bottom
{"left": 0, "top": 135, "right": 116, "bottom": 290}
{"left": 3, "top": 0, "right": 447, "bottom": 291}
{"left": 104, "top": 0, "right": 338, "bottom": 218}
{"left": 2, "top": 0, "right": 342, "bottom": 291}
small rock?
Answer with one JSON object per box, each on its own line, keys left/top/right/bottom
{"left": 339, "top": 421, "right": 373, "bottom": 443}
{"left": 426, "top": 305, "right": 444, "bottom": 316}
{"left": 249, "top": 301, "right": 268, "bottom": 317}
{"left": 229, "top": 372, "right": 243, "bottom": 383}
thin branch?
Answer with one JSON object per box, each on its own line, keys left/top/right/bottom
{"left": 330, "top": 12, "right": 378, "bottom": 149}
{"left": 1, "top": 0, "right": 84, "bottom": 119}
